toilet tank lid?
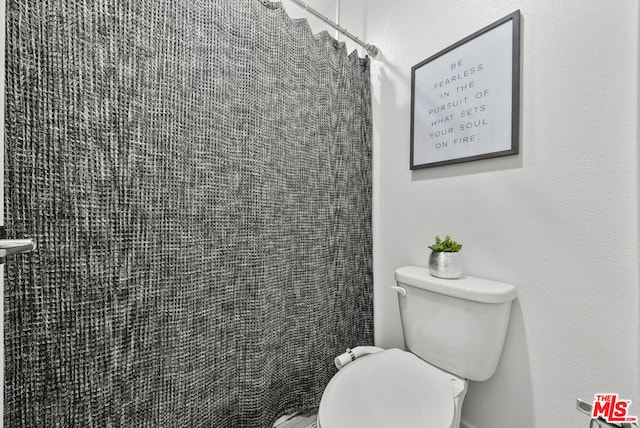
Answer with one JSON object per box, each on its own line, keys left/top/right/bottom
{"left": 395, "top": 266, "right": 517, "bottom": 304}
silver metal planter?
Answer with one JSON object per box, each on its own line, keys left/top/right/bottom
{"left": 428, "top": 252, "right": 463, "bottom": 279}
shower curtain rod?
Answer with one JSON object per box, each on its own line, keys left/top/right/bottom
{"left": 285, "top": 0, "right": 380, "bottom": 58}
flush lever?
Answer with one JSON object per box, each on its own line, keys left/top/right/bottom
{"left": 391, "top": 286, "right": 407, "bottom": 296}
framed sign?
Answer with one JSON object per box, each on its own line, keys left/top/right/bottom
{"left": 410, "top": 11, "right": 520, "bottom": 169}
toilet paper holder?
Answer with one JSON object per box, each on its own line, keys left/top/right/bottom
{"left": 577, "top": 398, "right": 638, "bottom": 428}
{"left": 589, "top": 419, "right": 637, "bottom": 428}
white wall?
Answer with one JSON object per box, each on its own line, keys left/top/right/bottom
{"left": 338, "top": 0, "right": 639, "bottom": 427}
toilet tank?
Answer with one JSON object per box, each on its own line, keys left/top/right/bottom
{"left": 394, "top": 266, "right": 516, "bottom": 381}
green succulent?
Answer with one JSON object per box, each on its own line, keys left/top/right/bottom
{"left": 428, "top": 235, "right": 462, "bottom": 252}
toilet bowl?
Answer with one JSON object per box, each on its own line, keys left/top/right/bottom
{"left": 317, "top": 266, "right": 516, "bottom": 428}
{"left": 318, "top": 348, "right": 467, "bottom": 428}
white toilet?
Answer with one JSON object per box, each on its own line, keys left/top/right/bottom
{"left": 317, "top": 265, "right": 517, "bottom": 428}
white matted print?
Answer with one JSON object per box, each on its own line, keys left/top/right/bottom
{"left": 411, "top": 11, "right": 520, "bottom": 169}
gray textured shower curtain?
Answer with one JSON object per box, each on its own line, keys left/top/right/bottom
{"left": 3, "top": 1, "right": 373, "bottom": 427}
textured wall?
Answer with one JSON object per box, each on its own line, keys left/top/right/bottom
{"left": 338, "top": 0, "right": 639, "bottom": 426}
{"left": 3, "top": 1, "right": 373, "bottom": 427}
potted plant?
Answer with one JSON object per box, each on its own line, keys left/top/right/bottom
{"left": 428, "top": 235, "right": 463, "bottom": 279}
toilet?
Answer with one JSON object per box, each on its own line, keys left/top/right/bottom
{"left": 317, "top": 265, "right": 517, "bottom": 428}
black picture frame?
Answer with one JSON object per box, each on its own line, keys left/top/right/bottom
{"left": 410, "top": 10, "right": 521, "bottom": 169}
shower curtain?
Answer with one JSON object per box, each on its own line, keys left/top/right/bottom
{"left": 3, "top": 1, "right": 373, "bottom": 427}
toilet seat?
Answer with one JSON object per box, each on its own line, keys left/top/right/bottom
{"left": 318, "top": 349, "right": 463, "bottom": 428}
